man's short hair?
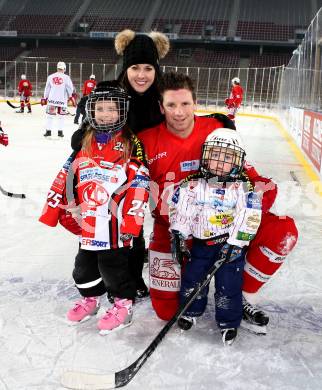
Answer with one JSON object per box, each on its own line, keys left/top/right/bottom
{"left": 159, "top": 71, "right": 196, "bottom": 103}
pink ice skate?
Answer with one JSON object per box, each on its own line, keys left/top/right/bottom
{"left": 67, "top": 297, "right": 100, "bottom": 324}
{"left": 97, "top": 298, "right": 133, "bottom": 335}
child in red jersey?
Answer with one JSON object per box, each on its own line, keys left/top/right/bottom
{"left": 39, "top": 81, "right": 149, "bottom": 334}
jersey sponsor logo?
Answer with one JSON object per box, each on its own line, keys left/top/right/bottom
{"left": 147, "top": 151, "right": 167, "bottom": 165}
{"left": 208, "top": 212, "right": 234, "bottom": 227}
{"left": 48, "top": 99, "right": 65, "bottom": 106}
{"left": 80, "top": 167, "right": 119, "bottom": 183}
{"left": 236, "top": 231, "right": 255, "bottom": 241}
{"left": 260, "top": 246, "right": 286, "bottom": 263}
{"left": 171, "top": 187, "right": 180, "bottom": 204}
{"left": 246, "top": 192, "right": 261, "bottom": 209}
{"left": 130, "top": 175, "right": 149, "bottom": 189}
{"left": 180, "top": 159, "right": 199, "bottom": 172}
{"left": 245, "top": 213, "right": 261, "bottom": 230}
{"left": 82, "top": 182, "right": 109, "bottom": 206}
{"left": 81, "top": 238, "right": 108, "bottom": 248}
{"left": 149, "top": 253, "right": 181, "bottom": 292}
{"left": 52, "top": 76, "right": 63, "bottom": 85}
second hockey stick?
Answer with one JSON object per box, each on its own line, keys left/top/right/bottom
{"left": 0, "top": 184, "right": 26, "bottom": 198}
{"left": 61, "top": 246, "right": 233, "bottom": 390}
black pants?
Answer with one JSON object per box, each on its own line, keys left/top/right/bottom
{"left": 72, "top": 247, "right": 136, "bottom": 300}
{"left": 128, "top": 229, "right": 146, "bottom": 290}
{"left": 74, "top": 96, "right": 87, "bottom": 123}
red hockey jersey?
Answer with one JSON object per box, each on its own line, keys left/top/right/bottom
{"left": 82, "top": 79, "right": 97, "bottom": 96}
{"left": 228, "top": 84, "right": 243, "bottom": 107}
{"left": 18, "top": 79, "right": 32, "bottom": 97}
{"left": 139, "top": 116, "right": 225, "bottom": 223}
{"left": 39, "top": 132, "right": 149, "bottom": 250}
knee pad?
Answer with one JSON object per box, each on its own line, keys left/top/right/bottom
{"left": 243, "top": 213, "right": 298, "bottom": 293}
{"left": 149, "top": 249, "right": 181, "bottom": 320}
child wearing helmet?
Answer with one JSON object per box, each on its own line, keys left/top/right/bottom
{"left": 169, "top": 128, "right": 262, "bottom": 346}
{"left": 39, "top": 80, "right": 149, "bottom": 334}
{"left": 17, "top": 74, "right": 33, "bottom": 113}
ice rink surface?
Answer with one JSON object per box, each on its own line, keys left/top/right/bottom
{"left": 0, "top": 104, "right": 322, "bottom": 390}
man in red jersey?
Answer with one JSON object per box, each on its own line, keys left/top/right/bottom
{"left": 139, "top": 72, "right": 234, "bottom": 321}
{"left": 139, "top": 72, "right": 298, "bottom": 335}
{"left": 225, "top": 77, "right": 243, "bottom": 123}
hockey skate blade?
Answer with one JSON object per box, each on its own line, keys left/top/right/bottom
{"left": 240, "top": 320, "right": 267, "bottom": 335}
{"left": 61, "top": 370, "right": 115, "bottom": 390}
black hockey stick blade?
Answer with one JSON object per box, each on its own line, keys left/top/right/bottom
{"left": 61, "top": 251, "right": 230, "bottom": 390}
{"left": 0, "top": 185, "right": 26, "bottom": 198}
{"left": 6, "top": 100, "right": 19, "bottom": 109}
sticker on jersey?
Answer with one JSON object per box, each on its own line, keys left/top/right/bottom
{"left": 171, "top": 187, "right": 180, "bottom": 204}
{"left": 82, "top": 182, "right": 109, "bottom": 206}
{"left": 180, "top": 159, "right": 199, "bottom": 172}
{"left": 260, "top": 246, "right": 286, "bottom": 263}
{"left": 246, "top": 213, "right": 261, "bottom": 230}
{"left": 208, "top": 212, "right": 234, "bottom": 227}
{"left": 81, "top": 238, "right": 108, "bottom": 248}
{"left": 130, "top": 174, "right": 149, "bottom": 189}
{"left": 236, "top": 231, "right": 255, "bottom": 241}
{"left": 246, "top": 192, "right": 261, "bottom": 209}
{"left": 52, "top": 171, "right": 67, "bottom": 192}
{"left": 80, "top": 167, "right": 118, "bottom": 183}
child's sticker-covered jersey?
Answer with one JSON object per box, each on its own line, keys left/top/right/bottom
{"left": 169, "top": 177, "right": 262, "bottom": 247}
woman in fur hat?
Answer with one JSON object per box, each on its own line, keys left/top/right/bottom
{"left": 71, "top": 30, "right": 170, "bottom": 300}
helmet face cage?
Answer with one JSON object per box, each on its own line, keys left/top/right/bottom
{"left": 86, "top": 88, "right": 129, "bottom": 133}
{"left": 201, "top": 140, "right": 245, "bottom": 181}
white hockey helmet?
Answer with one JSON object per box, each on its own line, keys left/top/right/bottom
{"left": 90, "top": 74, "right": 95, "bottom": 79}
{"left": 201, "top": 128, "right": 246, "bottom": 180}
{"left": 57, "top": 61, "right": 66, "bottom": 71}
{"left": 232, "top": 77, "right": 240, "bottom": 84}
{"left": 21, "top": 74, "right": 26, "bottom": 80}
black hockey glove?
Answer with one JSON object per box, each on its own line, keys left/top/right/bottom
{"left": 204, "top": 113, "right": 236, "bottom": 130}
{"left": 170, "top": 230, "right": 190, "bottom": 265}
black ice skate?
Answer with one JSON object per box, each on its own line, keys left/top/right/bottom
{"left": 177, "top": 316, "right": 196, "bottom": 330}
{"left": 135, "top": 279, "right": 149, "bottom": 299}
{"left": 43, "top": 130, "right": 51, "bottom": 137}
{"left": 221, "top": 328, "right": 237, "bottom": 346}
{"left": 241, "top": 298, "right": 269, "bottom": 335}
{"left": 58, "top": 130, "right": 64, "bottom": 137}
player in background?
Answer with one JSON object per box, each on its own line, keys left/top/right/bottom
{"left": 39, "top": 81, "right": 149, "bottom": 334}
{"left": 41, "top": 61, "right": 74, "bottom": 138}
{"left": 0, "top": 122, "right": 9, "bottom": 147}
{"left": 74, "top": 74, "right": 96, "bottom": 125}
{"left": 225, "top": 77, "right": 243, "bottom": 123}
{"left": 17, "top": 74, "right": 32, "bottom": 114}
{"left": 169, "top": 129, "right": 262, "bottom": 345}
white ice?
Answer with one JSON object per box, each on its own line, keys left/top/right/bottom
{"left": 0, "top": 104, "right": 322, "bottom": 390}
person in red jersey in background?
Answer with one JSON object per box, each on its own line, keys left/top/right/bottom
{"left": 225, "top": 77, "right": 243, "bottom": 123}
{"left": 139, "top": 71, "right": 298, "bottom": 335}
{"left": 17, "top": 74, "right": 32, "bottom": 114}
{"left": 74, "top": 74, "right": 97, "bottom": 125}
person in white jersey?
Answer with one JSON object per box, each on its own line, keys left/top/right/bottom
{"left": 42, "top": 61, "right": 74, "bottom": 138}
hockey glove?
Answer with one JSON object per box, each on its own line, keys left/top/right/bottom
{"left": 120, "top": 233, "right": 133, "bottom": 242}
{"left": 219, "top": 243, "right": 245, "bottom": 263}
{"left": 41, "top": 98, "right": 47, "bottom": 106}
{"left": 0, "top": 131, "right": 8, "bottom": 147}
{"left": 170, "top": 230, "right": 190, "bottom": 265}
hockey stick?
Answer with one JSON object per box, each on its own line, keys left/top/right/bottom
{"left": 6, "top": 100, "right": 43, "bottom": 109}
{"left": 61, "top": 246, "right": 233, "bottom": 390}
{"left": 0, "top": 184, "right": 26, "bottom": 198}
